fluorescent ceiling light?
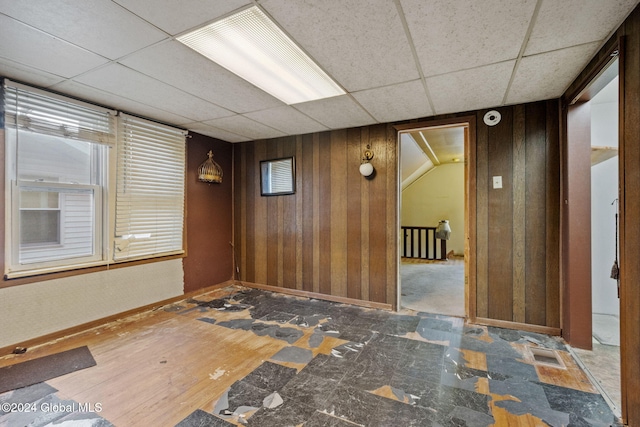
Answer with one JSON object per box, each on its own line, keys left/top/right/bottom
{"left": 177, "top": 6, "right": 345, "bottom": 105}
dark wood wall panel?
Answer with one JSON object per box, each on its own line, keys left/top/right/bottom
{"left": 368, "top": 124, "right": 389, "bottom": 303}
{"left": 487, "top": 107, "right": 514, "bottom": 321}
{"left": 318, "top": 132, "right": 332, "bottom": 296}
{"left": 467, "top": 102, "right": 561, "bottom": 328}
{"left": 524, "top": 103, "right": 548, "bottom": 326}
{"left": 545, "top": 100, "right": 561, "bottom": 329}
{"left": 282, "top": 137, "right": 297, "bottom": 290}
{"left": 512, "top": 105, "right": 526, "bottom": 323}
{"left": 330, "top": 130, "right": 348, "bottom": 297}
{"left": 346, "top": 127, "right": 362, "bottom": 300}
{"left": 234, "top": 124, "right": 397, "bottom": 306}
{"left": 475, "top": 119, "right": 490, "bottom": 318}
{"left": 234, "top": 102, "right": 559, "bottom": 320}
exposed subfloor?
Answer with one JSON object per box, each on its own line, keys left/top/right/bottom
{"left": 400, "top": 258, "right": 465, "bottom": 316}
{"left": 0, "top": 285, "right": 620, "bottom": 426}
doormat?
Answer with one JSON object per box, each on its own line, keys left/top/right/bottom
{"left": 0, "top": 346, "right": 96, "bottom": 393}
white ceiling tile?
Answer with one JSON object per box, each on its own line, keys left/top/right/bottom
{"left": 525, "top": 0, "right": 639, "bottom": 56}
{"left": 0, "top": 58, "right": 65, "bottom": 88}
{"left": 0, "top": 0, "right": 168, "bottom": 59}
{"left": 506, "top": 43, "right": 601, "bottom": 105}
{"left": 120, "top": 41, "right": 284, "bottom": 114}
{"left": 203, "top": 115, "right": 286, "bottom": 141}
{"left": 261, "top": 0, "right": 419, "bottom": 91}
{"left": 184, "top": 122, "right": 250, "bottom": 143}
{"left": 352, "top": 80, "right": 433, "bottom": 123}
{"left": 427, "top": 61, "right": 515, "bottom": 115}
{"left": 401, "top": 0, "right": 537, "bottom": 76}
{"left": 52, "top": 80, "right": 194, "bottom": 126}
{"left": 0, "top": 14, "right": 108, "bottom": 78}
{"left": 244, "top": 106, "right": 329, "bottom": 136}
{"left": 75, "top": 64, "right": 234, "bottom": 122}
{"left": 113, "top": 0, "right": 251, "bottom": 35}
{"left": 293, "top": 95, "right": 377, "bottom": 130}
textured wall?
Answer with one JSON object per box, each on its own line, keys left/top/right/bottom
{"left": 0, "top": 259, "right": 183, "bottom": 348}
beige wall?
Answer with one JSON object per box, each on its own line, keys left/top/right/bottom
{"left": 401, "top": 162, "right": 465, "bottom": 255}
{"left": 0, "top": 259, "right": 184, "bottom": 348}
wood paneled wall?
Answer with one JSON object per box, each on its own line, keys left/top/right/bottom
{"left": 474, "top": 101, "right": 561, "bottom": 329}
{"left": 564, "top": 3, "right": 640, "bottom": 422}
{"left": 233, "top": 124, "right": 398, "bottom": 306}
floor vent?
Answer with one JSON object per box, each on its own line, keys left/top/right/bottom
{"left": 530, "top": 347, "right": 565, "bottom": 368}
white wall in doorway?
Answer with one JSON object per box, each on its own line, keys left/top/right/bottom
{"left": 591, "top": 97, "right": 619, "bottom": 317}
{"left": 402, "top": 162, "right": 464, "bottom": 255}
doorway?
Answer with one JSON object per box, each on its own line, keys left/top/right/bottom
{"left": 397, "top": 120, "right": 471, "bottom": 318}
{"left": 565, "top": 56, "right": 621, "bottom": 417}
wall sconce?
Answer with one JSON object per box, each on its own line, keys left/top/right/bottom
{"left": 198, "top": 150, "right": 223, "bottom": 183}
{"left": 359, "top": 145, "right": 374, "bottom": 178}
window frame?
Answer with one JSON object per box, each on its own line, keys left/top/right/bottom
{"left": 3, "top": 80, "right": 187, "bottom": 279}
{"left": 10, "top": 180, "right": 104, "bottom": 272}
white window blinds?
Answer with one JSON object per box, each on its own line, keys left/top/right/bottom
{"left": 114, "top": 114, "right": 186, "bottom": 261}
{"left": 3, "top": 80, "right": 116, "bottom": 146}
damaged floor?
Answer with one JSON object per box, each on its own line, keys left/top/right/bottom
{"left": 0, "top": 286, "right": 619, "bottom": 426}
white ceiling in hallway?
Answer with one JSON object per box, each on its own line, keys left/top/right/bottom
{"left": 0, "top": 0, "right": 637, "bottom": 142}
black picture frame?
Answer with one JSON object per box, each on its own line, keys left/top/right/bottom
{"left": 260, "top": 156, "right": 295, "bottom": 196}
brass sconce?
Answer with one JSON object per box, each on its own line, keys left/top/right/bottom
{"left": 359, "top": 145, "right": 374, "bottom": 177}
{"left": 198, "top": 150, "right": 223, "bottom": 183}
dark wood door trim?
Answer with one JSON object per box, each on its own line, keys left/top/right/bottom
{"left": 395, "top": 115, "right": 476, "bottom": 320}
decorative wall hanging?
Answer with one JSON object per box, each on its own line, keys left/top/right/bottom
{"left": 198, "top": 150, "right": 223, "bottom": 183}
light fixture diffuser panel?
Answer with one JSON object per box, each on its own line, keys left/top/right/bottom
{"left": 177, "top": 6, "right": 345, "bottom": 105}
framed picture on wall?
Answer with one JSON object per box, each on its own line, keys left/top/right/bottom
{"left": 260, "top": 156, "right": 295, "bottom": 196}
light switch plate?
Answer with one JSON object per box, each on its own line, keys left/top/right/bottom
{"left": 493, "top": 176, "right": 502, "bottom": 189}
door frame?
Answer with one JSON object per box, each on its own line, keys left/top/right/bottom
{"left": 394, "top": 116, "right": 477, "bottom": 319}
{"left": 562, "top": 39, "right": 629, "bottom": 421}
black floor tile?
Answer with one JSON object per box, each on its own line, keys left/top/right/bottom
{"left": 246, "top": 398, "right": 317, "bottom": 427}
{"left": 175, "top": 409, "right": 234, "bottom": 427}
{"left": 278, "top": 371, "right": 338, "bottom": 409}
{"left": 241, "top": 361, "right": 297, "bottom": 392}
{"left": 486, "top": 355, "right": 539, "bottom": 382}
{"left": 303, "top": 411, "right": 357, "bottom": 427}
{"left": 377, "top": 315, "right": 421, "bottom": 335}
{"left": 323, "top": 385, "right": 387, "bottom": 426}
{"left": 226, "top": 381, "right": 269, "bottom": 412}
{"left": 301, "top": 353, "right": 357, "bottom": 382}
{"left": 540, "top": 382, "right": 616, "bottom": 425}
{"left": 371, "top": 397, "right": 438, "bottom": 427}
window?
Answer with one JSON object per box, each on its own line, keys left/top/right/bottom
{"left": 114, "top": 114, "right": 185, "bottom": 261}
{"left": 3, "top": 81, "right": 186, "bottom": 277}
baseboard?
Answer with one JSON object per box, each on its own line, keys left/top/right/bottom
{"left": 0, "top": 280, "right": 235, "bottom": 358}
{"left": 473, "top": 316, "right": 562, "bottom": 336}
{"left": 237, "top": 280, "right": 393, "bottom": 311}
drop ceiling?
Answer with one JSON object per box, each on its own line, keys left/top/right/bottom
{"left": 0, "top": 0, "right": 637, "bottom": 143}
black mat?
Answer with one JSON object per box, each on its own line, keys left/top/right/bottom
{"left": 0, "top": 346, "right": 96, "bottom": 394}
